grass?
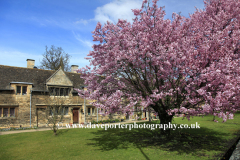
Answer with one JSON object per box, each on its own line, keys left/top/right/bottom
{"left": 1, "top": 113, "right": 240, "bottom": 160}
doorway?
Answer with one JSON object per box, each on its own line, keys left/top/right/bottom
{"left": 72, "top": 108, "right": 79, "bottom": 124}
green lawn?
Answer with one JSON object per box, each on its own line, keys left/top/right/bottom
{"left": 1, "top": 113, "right": 240, "bottom": 160}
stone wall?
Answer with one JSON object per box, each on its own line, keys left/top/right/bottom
{"left": 0, "top": 88, "right": 86, "bottom": 127}
{"left": 0, "top": 90, "right": 31, "bottom": 127}
{"left": 31, "top": 92, "right": 85, "bottom": 127}
{"left": 0, "top": 89, "right": 144, "bottom": 128}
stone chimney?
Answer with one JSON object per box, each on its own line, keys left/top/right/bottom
{"left": 71, "top": 65, "right": 79, "bottom": 73}
{"left": 27, "top": 59, "right": 35, "bottom": 68}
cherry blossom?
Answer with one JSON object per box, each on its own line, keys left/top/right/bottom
{"left": 76, "top": 0, "right": 240, "bottom": 126}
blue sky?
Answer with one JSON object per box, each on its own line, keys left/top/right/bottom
{"left": 0, "top": 0, "right": 205, "bottom": 70}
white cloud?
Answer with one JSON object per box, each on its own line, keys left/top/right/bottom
{"left": 72, "top": 31, "right": 94, "bottom": 49}
{"left": 27, "top": 16, "right": 90, "bottom": 31}
{"left": 93, "top": 0, "right": 142, "bottom": 24}
{"left": 91, "top": 0, "right": 205, "bottom": 24}
{"left": 75, "top": 19, "right": 92, "bottom": 25}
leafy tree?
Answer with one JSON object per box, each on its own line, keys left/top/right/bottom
{"left": 76, "top": 0, "right": 240, "bottom": 135}
{"left": 40, "top": 45, "right": 71, "bottom": 71}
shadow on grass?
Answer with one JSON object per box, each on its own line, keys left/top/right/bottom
{"left": 86, "top": 121, "right": 231, "bottom": 158}
{"left": 57, "top": 129, "right": 69, "bottom": 135}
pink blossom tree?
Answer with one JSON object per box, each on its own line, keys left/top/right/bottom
{"left": 76, "top": 0, "right": 240, "bottom": 134}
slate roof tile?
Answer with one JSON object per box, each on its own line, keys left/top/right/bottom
{"left": 0, "top": 65, "right": 84, "bottom": 91}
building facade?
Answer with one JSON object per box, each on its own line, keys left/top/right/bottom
{"left": 0, "top": 59, "right": 150, "bottom": 128}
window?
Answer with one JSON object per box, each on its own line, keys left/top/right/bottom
{"left": 65, "top": 88, "right": 69, "bottom": 96}
{"left": 3, "top": 108, "right": 8, "bottom": 117}
{"left": 0, "top": 108, "right": 16, "bottom": 117}
{"left": 49, "top": 87, "right": 54, "bottom": 96}
{"left": 17, "top": 86, "right": 21, "bottom": 94}
{"left": 49, "top": 106, "right": 69, "bottom": 116}
{"left": 87, "top": 108, "right": 96, "bottom": 115}
{"left": 22, "top": 86, "right": 27, "bottom": 95}
{"left": 62, "top": 107, "right": 69, "bottom": 115}
{"left": 16, "top": 86, "right": 27, "bottom": 95}
{"left": 55, "top": 88, "right": 60, "bottom": 96}
{"left": 60, "top": 88, "right": 64, "bottom": 96}
{"left": 49, "top": 87, "right": 70, "bottom": 96}
{"left": 10, "top": 108, "right": 15, "bottom": 117}
{"left": 88, "top": 108, "right": 91, "bottom": 115}
{"left": 49, "top": 107, "right": 59, "bottom": 116}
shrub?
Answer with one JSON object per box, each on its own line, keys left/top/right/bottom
{"left": 91, "top": 120, "right": 97, "bottom": 124}
{"left": 102, "top": 120, "right": 108, "bottom": 123}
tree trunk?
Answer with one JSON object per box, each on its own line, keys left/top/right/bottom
{"left": 53, "top": 124, "right": 58, "bottom": 135}
{"left": 150, "top": 103, "right": 174, "bottom": 136}
{"left": 54, "top": 129, "right": 57, "bottom": 135}
{"left": 213, "top": 115, "right": 215, "bottom": 121}
{"left": 159, "top": 110, "right": 174, "bottom": 136}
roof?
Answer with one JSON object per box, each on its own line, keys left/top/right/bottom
{"left": 0, "top": 65, "right": 84, "bottom": 91}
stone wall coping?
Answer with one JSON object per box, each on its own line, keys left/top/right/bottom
{"left": 0, "top": 117, "right": 17, "bottom": 119}
{"left": 0, "top": 104, "right": 19, "bottom": 107}
{"left": 46, "top": 84, "right": 73, "bottom": 87}
{"left": 35, "top": 104, "right": 83, "bottom": 106}
{"left": 10, "top": 82, "right": 33, "bottom": 85}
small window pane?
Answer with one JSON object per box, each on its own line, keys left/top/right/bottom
{"left": 0, "top": 108, "right": 2, "bottom": 117}
{"left": 60, "top": 88, "right": 64, "bottom": 96}
{"left": 65, "top": 88, "right": 69, "bottom": 96}
{"left": 53, "top": 88, "right": 56, "bottom": 96}
{"left": 92, "top": 108, "right": 95, "bottom": 115}
{"left": 49, "top": 87, "right": 54, "bottom": 96}
{"left": 65, "top": 107, "right": 69, "bottom": 115}
{"left": 50, "top": 107, "right": 58, "bottom": 116}
{"left": 22, "top": 86, "right": 27, "bottom": 95}
{"left": 88, "top": 108, "right": 91, "bottom": 115}
{"left": 49, "top": 108, "right": 53, "bottom": 116}
{"left": 3, "top": 108, "right": 8, "bottom": 117}
{"left": 17, "top": 86, "right": 21, "bottom": 94}
{"left": 10, "top": 108, "right": 15, "bottom": 117}
{"left": 63, "top": 107, "right": 68, "bottom": 115}
{"left": 55, "top": 107, "right": 59, "bottom": 114}
{"left": 55, "top": 88, "right": 59, "bottom": 96}
{"left": 60, "top": 107, "right": 64, "bottom": 114}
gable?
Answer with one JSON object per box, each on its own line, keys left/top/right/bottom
{"left": 46, "top": 68, "right": 73, "bottom": 87}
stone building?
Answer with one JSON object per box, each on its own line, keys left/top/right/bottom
{"left": 0, "top": 59, "right": 151, "bottom": 128}
{"left": 0, "top": 59, "right": 125, "bottom": 128}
